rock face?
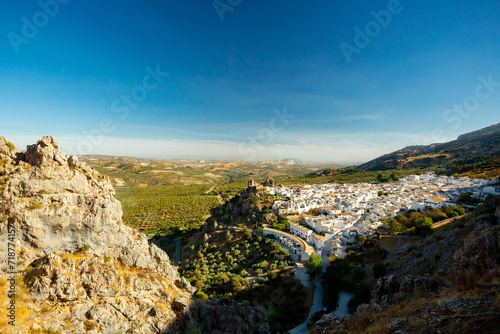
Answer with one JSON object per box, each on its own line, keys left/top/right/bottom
{"left": 0, "top": 136, "right": 270, "bottom": 334}
{"left": 190, "top": 299, "right": 270, "bottom": 334}
{"left": 370, "top": 275, "right": 441, "bottom": 305}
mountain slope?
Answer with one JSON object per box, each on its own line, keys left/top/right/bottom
{"left": 357, "top": 122, "right": 500, "bottom": 171}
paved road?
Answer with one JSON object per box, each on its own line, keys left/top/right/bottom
{"left": 174, "top": 240, "right": 182, "bottom": 267}
{"left": 290, "top": 238, "right": 333, "bottom": 334}
{"left": 293, "top": 264, "right": 309, "bottom": 287}
{"left": 333, "top": 291, "right": 354, "bottom": 316}
{"left": 289, "top": 278, "right": 325, "bottom": 334}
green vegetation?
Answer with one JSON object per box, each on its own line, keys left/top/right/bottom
{"left": 306, "top": 252, "right": 322, "bottom": 280}
{"left": 236, "top": 270, "right": 311, "bottom": 333}
{"left": 372, "top": 262, "right": 386, "bottom": 278}
{"left": 283, "top": 168, "right": 431, "bottom": 185}
{"left": 179, "top": 228, "right": 306, "bottom": 333}
{"left": 322, "top": 257, "right": 371, "bottom": 313}
{"left": 116, "top": 184, "right": 220, "bottom": 234}
{"left": 193, "top": 291, "right": 208, "bottom": 299}
{"left": 457, "top": 192, "right": 481, "bottom": 205}
{"left": 271, "top": 216, "right": 290, "bottom": 231}
{"left": 387, "top": 206, "right": 466, "bottom": 235}
{"left": 180, "top": 230, "right": 293, "bottom": 298}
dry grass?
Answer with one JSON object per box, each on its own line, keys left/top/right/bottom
{"left": 365, "top": 316, "right": 392, "bottom": 334}
{"left": 28, "top": 202, "right": 42, "bottom": 210}
{"left": 6, "top": 141, "right": 16, "bottom": 152}
{"left": 0, "top": 274, "right": 43, "bottom": 334}
{"left": 347, "top": 298, "right": 429, "bottom": 334}
{"left": 441, "top": 268, "right": 500, "bottom": 292}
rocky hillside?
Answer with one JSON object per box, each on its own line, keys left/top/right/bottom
{"left": 208, "top": 188, "right": 277, "bottom": 227}
{"left": 314, "top": 198, "right": 500, "bottom": 333}
{"left": 0, "top": 136, "right": 270, "bottom": 334}
{"left": 357, "top": 122, "right": 500, "bottom": 171}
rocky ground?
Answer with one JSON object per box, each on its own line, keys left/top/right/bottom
{"left": 0, "top": 136, "right": 270, "bottom": 334}
{"left": 314, "top": 197, "right": 500, "bottom": 334}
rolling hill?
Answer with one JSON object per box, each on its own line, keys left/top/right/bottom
{"left": 357, "top": 122, "right": 500, "bottom": 172}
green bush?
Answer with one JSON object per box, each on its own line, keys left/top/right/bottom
{"left": 372, "top": 262, "right": 386, "bottom": 278}
{"left": 352, "top": 268, "right": 366, "bottom": 282}
{"left": 193, "top": 291, "right": 208, "bottom": 299}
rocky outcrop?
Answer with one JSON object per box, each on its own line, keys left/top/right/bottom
{"left": 0, "top": 136, "right": 269, "bottom": 334}
{"left": 0, "top": 136, "right": 164, "bottom": 273}
{"left": 209, "top": 190, "right": 277, "bottom": 226}
{"left": 316, "top": 292, "right": 500, "bottom": 334}
{"left": 190, "top": 299, "right": 270, "bottom": 334}
{"left": 370, "top": 275, "right": 441, "bottom": 305}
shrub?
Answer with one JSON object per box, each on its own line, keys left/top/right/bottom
{"left": 372, "top": 262, "right": 386, "bottom": 278}
{"left": 193, "top": 291, "right": 209, "bottom": 299}
{"left": 352, "top": 268, "right": 366, "bottom": 282}
{"left": 6, "top": 141, "right": 16, "bottom": 152}
{"left": 81, "top": 245, "right": 90, "bottom": 252}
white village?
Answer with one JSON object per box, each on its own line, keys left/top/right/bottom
{"left": 260, "top": 172, "right": 499, "bottom": 262}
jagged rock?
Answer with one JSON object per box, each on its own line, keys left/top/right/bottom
{"left": 371, "top": 275, "right": 441, "bottom": 305}
{"left": 190, "top": 299, "right": 270, "bottom": 334}
{"left": 315, "top": 314, "right": 352, "bottom": 334}
{"left": 0, "top": 135, "right": 21, "bottom": 159}
{"left": 451, "top": 222, "right": 500, "bottom": 274}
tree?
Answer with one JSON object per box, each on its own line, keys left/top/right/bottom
{"left": 309, "top": 208, "right": 320, "bottom": 216}
{"left": 352, "top": 268, "right": 366, "bottom": 282}
{"left": 416, "top": 216, "right": 433, "bottom": 234}
{"left": 420, "top": 217, "right": 433, "bottom": 227}
{"left": 389, "top": 172, "right": 399, "bottom": 181}
{"left": 372, "top": 262, "right": 386, "bottom": 278}
{"left": 230, "top": 275, "right": 244, "bottom": 291}
{"left": 307, "top": 253, "right": 322, "bottom": 279}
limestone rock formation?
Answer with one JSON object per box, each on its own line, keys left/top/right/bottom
{"left": 0, "top": 136, "right": 269, "bottom": 334}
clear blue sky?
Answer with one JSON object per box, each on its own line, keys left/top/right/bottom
{"left": 1, "top": 0, "right": 500, "bottom": 163}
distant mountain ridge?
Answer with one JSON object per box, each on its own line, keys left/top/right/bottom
{"left": 357, "top": 122, "right": 500, "bottom": 171}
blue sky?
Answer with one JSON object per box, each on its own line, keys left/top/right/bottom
{"left": 1, "top": 0, "right": 500, "bottom": 163}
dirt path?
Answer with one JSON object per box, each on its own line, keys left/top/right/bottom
{"left": 205, "top": 185, "right": 223, "bottom": 204}
{"left": 432, "top": 213, "right": 469, "bottom": 229}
